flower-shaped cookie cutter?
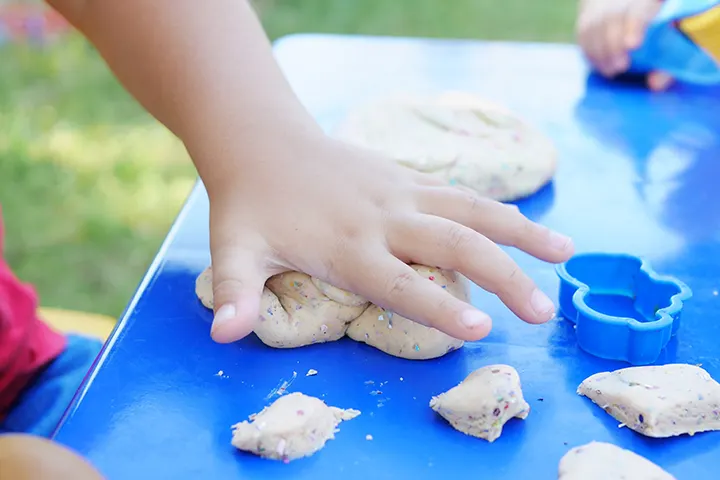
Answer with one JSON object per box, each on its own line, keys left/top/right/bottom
{"left": 556, "top": 253, "right": 692, "bottom": 365}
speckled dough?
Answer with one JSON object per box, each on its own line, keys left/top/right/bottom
{"left": 558, "top": 442, "right": 675, "bottom": 480}
{"left": 346, "top": 266, "right": 466, "bottom": 359}
{"left": 231, "top": 392, "right": 360, "bottom": 462}
{"left": 334, "top": 91, "right": 557, "bottom": 201}
{"left": 195, "top": 265, "right": 467, "bottom": 359}
{"left": 429, "top": 364, "right": 530, "bottom": 442}
{"left": 578, "top": 364, "right": 720, "bottom": 438}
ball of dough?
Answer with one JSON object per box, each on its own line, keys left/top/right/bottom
{"left": 334, "top": 91, "right": 557, "bottom": 201}
{"left": 345, "top": 266, "right": 466, "bottom": 360}
{"left": 231, "top": 392, "right": 360, "bottom": 462}
{"left": 430, "top": 364, "right": 530, "bottom": 442}
{"left": 195, "top": 265, "right": 468, "bottom": 359}
{"left": 578, "top": 364, "right": 720, "bottom": 438}
{"left": 558, "top": 442, "right": 675, "bottom": 480}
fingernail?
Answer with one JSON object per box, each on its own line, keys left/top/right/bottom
{"left": 460, "top": 310, "right": 491, "bottom": 329}
{"left": 212, "top": 304, "right": 236, "bottom": 334}
{"left": 531, "top": 289, "right": 555, "bottom": 319}
{"left": 549, "top": 231, "right": 573, "bottom": 251}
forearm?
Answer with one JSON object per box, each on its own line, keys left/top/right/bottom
{"left": 47, "top": 0, "right": 318, "bottom": 192}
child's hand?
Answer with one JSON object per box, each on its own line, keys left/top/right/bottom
{"left": 576, "top": 0, "right": 674, "bottom": 91}
{"left": 204, "top": 127, "right": 574, "bottom": 344}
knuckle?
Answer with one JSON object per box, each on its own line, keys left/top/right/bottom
{"left": 384, "top": 271, "right": 416, "bottom": 299}
{"left": 444, "top": 224, "right": 476, "bottom": 253}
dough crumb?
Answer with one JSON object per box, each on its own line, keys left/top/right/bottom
{"left": 558, "top": 441, "right": 675, "bottom": 480}
{"left": 430, "top": 365, "right": 529, "bottom": 442}
{"left": 231, "top": 393, "right": 360, "bottom": 462}
{"left": 365, "top": 434, "right": 373, "bottom": 441}
{"left": 306, "top": 369, "right": 318, "bottom": 377}
{"left": 578, "top": 364, "right": 720, "bottom": 438}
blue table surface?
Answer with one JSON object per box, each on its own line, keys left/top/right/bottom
{"left": 54, "top": 35, "right": 720, "bottom": 479}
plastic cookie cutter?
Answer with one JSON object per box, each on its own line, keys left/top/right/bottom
{"left": 556, "top": 253, "right": 692, "bottom": 365}
{"left": 622, "top": 0, "right": 720, "bottom": 85}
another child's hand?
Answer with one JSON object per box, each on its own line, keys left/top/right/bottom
{"left": 576, "top": 0, "right": 674, "bottom": 91}
{"left": 203, "top": 126, "right": 574, "bottom": 344}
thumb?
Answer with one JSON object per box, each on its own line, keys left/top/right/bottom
{"left": 210, "top": 250, "right": 268, "bottom": 344}
{"left": 647, "top": 70, "right": 673, "bottom": 92}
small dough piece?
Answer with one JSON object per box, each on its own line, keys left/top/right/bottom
{"left": 578, "top": 364, "right": 720, "bottom": 438}
{"left": 334, "top": 91, "right": 557, "bottom": 201}
{"left": 195, "top": 266, "right": 214, "bottom": 309}
{"left": 558, "top": 441, "right": 675, "bottom": 480}
{"left": 430, "top": 365, "right": 530, "bottom": 442}
{"left": 258, "top": 272, "right": 369, "bottom": 348}
{"left": 346, "top": 266, "right": 466, "bottom": 360}
{"left": 231, "top": 392, "right": 360, "bottom": 462}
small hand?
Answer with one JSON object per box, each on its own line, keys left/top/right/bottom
{"left": 206, "top": 128, "right": 574, "bottom": 344}
{"left": 577, "top": 0, "right": 673, "bottom": 91}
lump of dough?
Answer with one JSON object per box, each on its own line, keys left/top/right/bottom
{"left": 194, "top": 267, "right": 370, "bottom": 348}
{"left": 334, "top": 91, "right": 557, "bottom": 202}
{"left": 577, "top": 364, "right": 720, "bottom": 438}
{"left": 258, "top": 272, "right": 369, "bottom": 348}
{"left": 231, "top": 392, "right": 360, "bottom": 462}
{"left": 346, "top": 266, "right": 466, "bottom": 360}
{"left": 195, "top": 265, "right": 466, "bottom": 359}
{"left": 429, "top": 364, "right": 530, "bottom": 442}
{"left": 558, "top": 442, "right": 675, "bottom": 480}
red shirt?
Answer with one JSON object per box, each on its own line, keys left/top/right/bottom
{"left": 0, "top": 205, "right": 66, "bottom": 417}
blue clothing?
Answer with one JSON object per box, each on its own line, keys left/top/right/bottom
{"left": 0, "top": 334, "right": 102, "bottom": 437}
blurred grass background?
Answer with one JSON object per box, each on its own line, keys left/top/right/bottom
{"left": 0, "top": 0, "right": 577, "bottom": 318}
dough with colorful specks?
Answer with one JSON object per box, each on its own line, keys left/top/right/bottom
{"left": 346, "top": 266, "right": 466, "bottom": 360}
{"left": 558, "top": 442, "right": 675, "bottom": 480}
{"left": 578, "top": 364, "right": 720, "bottom": 438}
{"left": 231, "top": 392, "right": 360, "bottom": 462}
{"left": 194, "top": 265, "right": 467, "bottom": 358}
{"left": 334, "top": 91, "right": 557, "bottom": 201}
{"left": 429, "top": 364, "right": 530, "bottom": 442}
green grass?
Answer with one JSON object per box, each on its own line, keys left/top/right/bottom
{"left": 0, "top": 0, "right": 577, "bottom": 318}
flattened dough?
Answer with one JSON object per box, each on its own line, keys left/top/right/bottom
{"left": 231, "top": 392, "right": 360, "bottom": 462}
{"left": 558, "top": 442, "right": 675, "bottom": 480}
{"left": 346, "top": 266, "right": 465, "bottom": 360}
{"left": 430, "top": 365, "right": 530, "bottom": 442}
{"left": 334, "top": 91, "right": 557, "bottom": 201}
{"left": 195, "top": 265, "right": 468, "bottom": 359}
{"left": 578, "top": 364, "right": 720, "bottom": 438}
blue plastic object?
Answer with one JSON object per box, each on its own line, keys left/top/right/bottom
{"left": 556, "top": 253, "right": 692, "bottom": 365}
{"left": 53, "top": 36, "right": 720, "bottom": 480}
{"left": 628, "top": 0, "right": 720, "bottom": 84}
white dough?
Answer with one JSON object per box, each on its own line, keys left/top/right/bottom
{"left": 195, "top": 265, "right": 468, "bottom": 359}
{"left": 334, "top": 91, "right": 557, "bottom": 201}
{"left": 558, "top": 442, "right": 675, "bottom": 480}
{"left": 231, "top": 392, "right": 360, "bottom": 462}
{"left": 578, "top": 364, "right": 720, "bottom": 438}
{"left": 429, "top": 365, "right": 530, "bottom": 442}
{"left": 346, "top": 266, "right": 465, "bottom": 360}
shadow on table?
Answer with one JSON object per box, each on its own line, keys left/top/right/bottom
{"left": 572, "top": 73, "right": 720, "bottom": 245}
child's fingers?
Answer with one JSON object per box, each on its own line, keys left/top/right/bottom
{"left": 388, "top": 214, "right": 556, "bottom": 326}
{"left": 350, "top": 252, "right": 493, "bottom": 341}
{"left": 647, "top": 70, "right": 674, "bottom": 91}
{"left": 209, "top": 248, "right": 271, "bottom": 343}
{"left": 624, "top": 0, "right": 663, "bottom": 50}
{"left": 414, "top": 186, "right": 574, "bottom": 264}
{"left": 603, "top": 14, "right": 631, "bottom": 74}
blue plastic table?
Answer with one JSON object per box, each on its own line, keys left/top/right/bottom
{"left": 54, "top": 35, "right": 720, "bottom": 479}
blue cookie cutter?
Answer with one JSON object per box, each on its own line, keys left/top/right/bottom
{"left": 556, "top": 253, "right": 692, "bottom": 365}
{"left": 626, "top": 0, "right": 720, "bottom": 85}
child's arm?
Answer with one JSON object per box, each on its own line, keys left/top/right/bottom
{"left": 576, "top": 0, "right": 673, "bottom": 90}
{"left": 47, "top": 0, "right": 574, "bottom": 343}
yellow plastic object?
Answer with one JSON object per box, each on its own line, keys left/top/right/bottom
{"left": 680, "top": 5, "right": 720, "bottom": 63}
{"left": 38, "top": 307, "right": 116, "bottom": 341}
